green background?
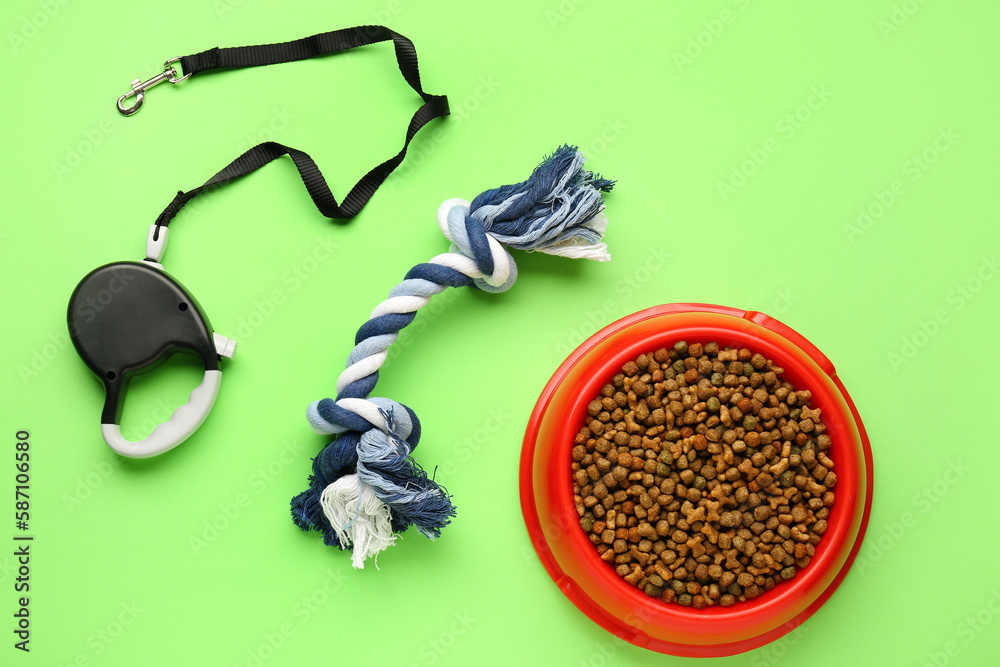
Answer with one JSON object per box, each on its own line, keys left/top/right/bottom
{"left": 1, "top": 0, "right": 998, "bottom": 665}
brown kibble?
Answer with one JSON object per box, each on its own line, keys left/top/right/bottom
{"left": 801, "top": 448, "right": 816, "bottom": 466}
{"left": 623, "top": 566, "right": 644, "bottom": 585}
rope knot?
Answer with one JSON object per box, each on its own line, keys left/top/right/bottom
{"left": 437, "top": 198, "right": 516, "bottom": 293}
{"left": 438, "top": 146, "right": 615, "bottom": 293}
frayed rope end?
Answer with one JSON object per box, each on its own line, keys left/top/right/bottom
{"left": 468, "top": 145, "right": 615, "bottom": 261}
{"left": 320, "top": 474, "right": 397, "bottom": 569}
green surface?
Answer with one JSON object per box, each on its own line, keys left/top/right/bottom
{"left": 1, "top": 1, "right": 998, "bottom": 665}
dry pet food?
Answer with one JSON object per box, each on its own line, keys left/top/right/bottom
{"left": 571, "top": 341, "right": 836, "bottom": 608}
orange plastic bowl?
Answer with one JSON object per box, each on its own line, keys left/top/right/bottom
{"left": 520, "top": 304, "right": 873, "bottom": 657}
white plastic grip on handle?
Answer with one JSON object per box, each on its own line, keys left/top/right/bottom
{"left": 101, "top": 369, "right": 222, "bottom": 458}
{"left": 146, "top": 224, "right": 169, "bottom": 262}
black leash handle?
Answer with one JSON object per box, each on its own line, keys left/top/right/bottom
{"left": 117, "top": 25, "right": 449, "bottom": 236}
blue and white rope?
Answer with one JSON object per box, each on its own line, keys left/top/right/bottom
{"left": 290, "top": 145, "right": 614, "bottom": 567}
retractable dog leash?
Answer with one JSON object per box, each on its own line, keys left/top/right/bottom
{"left": 68, "top": 26, "right": 615, "bottom": 567}
{"left": 71, "top": 26, "right": 448, "bottom": 458}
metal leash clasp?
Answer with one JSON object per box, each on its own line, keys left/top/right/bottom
{"left": 117, "top": 57, "right": 190, "bottom": 116}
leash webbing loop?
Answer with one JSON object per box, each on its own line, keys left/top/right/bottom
{"left": 136, "top": 26, "right": 448, "bottom": 238}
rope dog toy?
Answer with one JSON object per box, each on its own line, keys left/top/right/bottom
{"left": 291, "top": 145, "right": 614, "bottom": 566}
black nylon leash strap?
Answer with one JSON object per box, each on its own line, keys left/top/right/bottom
{"left": 152, "top": 25, "right": 448, "bottom": 238}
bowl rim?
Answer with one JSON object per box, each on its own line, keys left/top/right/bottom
{"left": 519, "top": 303, "right": 874, "bottom": 657}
